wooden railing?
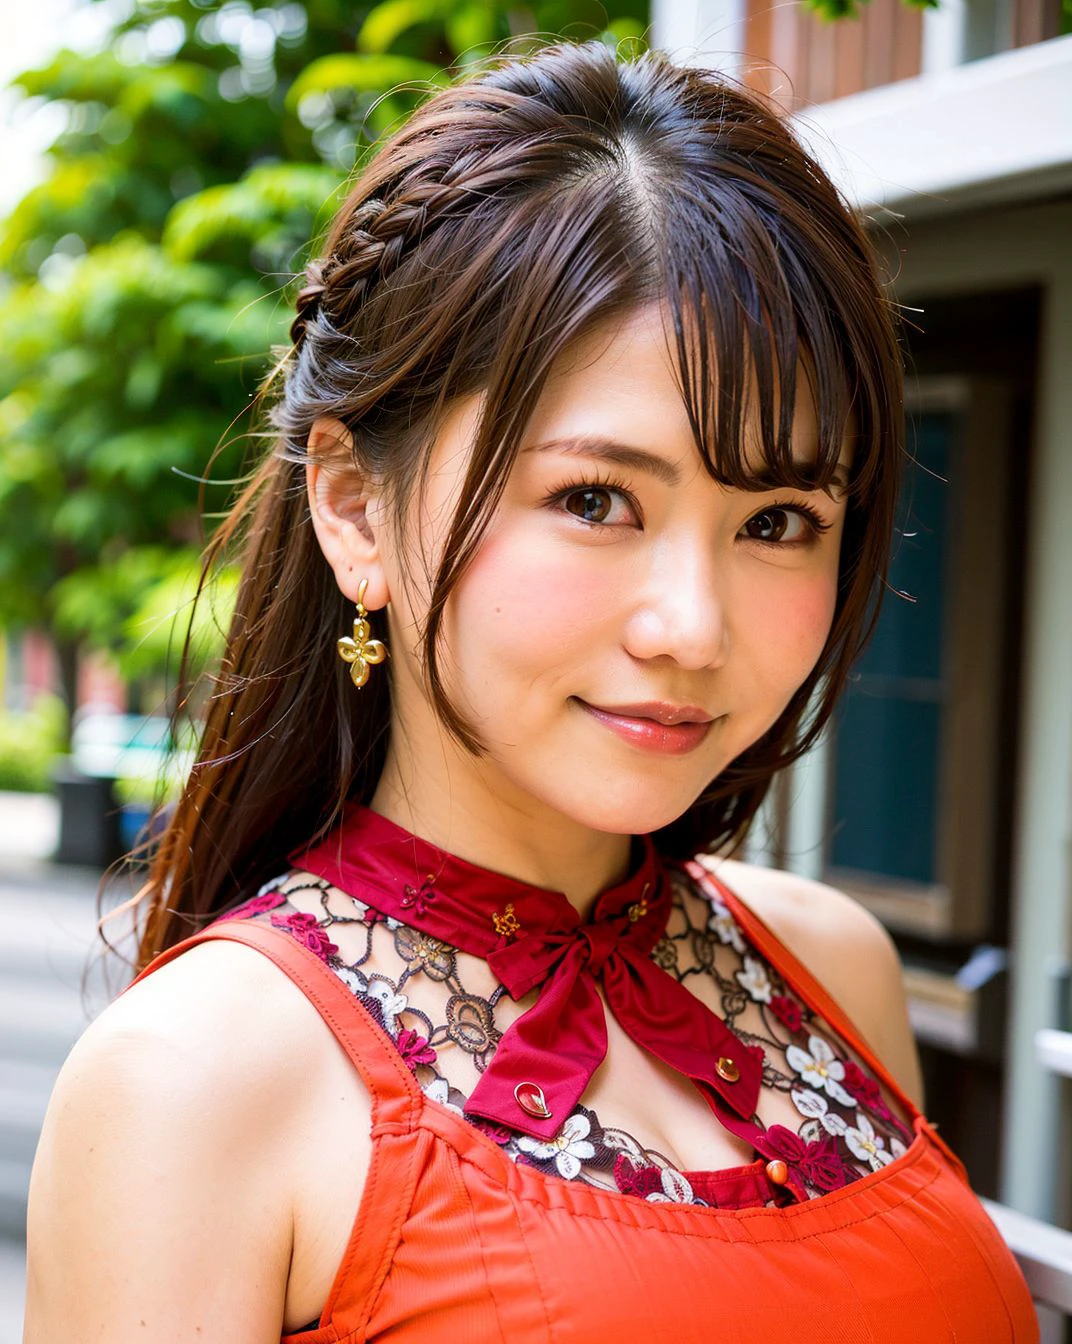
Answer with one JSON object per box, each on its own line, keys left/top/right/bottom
{"left": 983, "top": 1199, "right": 1072, "bottom": 1328}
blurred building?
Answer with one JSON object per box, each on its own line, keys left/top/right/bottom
{"left": 0, "top": 632, "right": 125, "bottom": 714}
{"left": 653, "top": 3, "right": 1072, "bottom": 1228}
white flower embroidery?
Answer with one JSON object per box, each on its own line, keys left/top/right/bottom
{"left": 349, "top": 896, "right": 371, "bottom": 920}
{"left": 256, "top": 874, "right": 289, "bottom": 896}
{"left": 889, "top": 1135, "right": 908, "bottom": 1161}
{"left": 791, "top": 1087, "right": 849, "bottom": 1137}
{"left": 365, "top": 977, "right": 408, "bottom": 1036}
{"left": 425, "top": 1076, "right": 464, "bottom": 1116}
{"left": 518, "top": 1113, "right": 597, "bottom": 1179}
{"left": 736, "top": 955, "right": 773, "bottom": 1004}
{"left": 708, "top": 902, "right": 747, "bottom": 955}
{"left": 786, "top": 1034, "right": 856, "bottom": 1107}
{"left": 335, "top": 965, "right": 369, "bottom": 996}
{"left": 645, "top": 1166, "right": 696, "bottom": 1204}
{"left": 845, "top": 1112, "right": 893, "bottom": 1171}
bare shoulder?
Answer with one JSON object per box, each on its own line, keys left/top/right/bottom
{"left": 25, "top": 937, "right": 367, "bottom": 1341}
{"left": 700, "top": 856, "right": 923, "bottom": 1108}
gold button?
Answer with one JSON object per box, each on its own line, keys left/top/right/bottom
{"left": 716, "top": 1056, "right": 740, "bottom": 1083}
{"left": 765, "top": 1159, "right": 789, "bottom": 1186}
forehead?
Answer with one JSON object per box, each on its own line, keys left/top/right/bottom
{"left": 522, "top": 301, "right": 844, "bottom": 483}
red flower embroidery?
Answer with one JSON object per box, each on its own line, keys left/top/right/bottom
{"left": 471, "top": 1118, "right": 515, "bottom": 1147}
{"left": 396, "top": 1027, "right": 437, "bottom": 1071}
{"left": 270, "top": 911, "right": 339, "bottom": 962}
{"left": 400, "top": 877, "right": 437, "bottom": 918}
{"left": 217, "top": 890, "right": 288, "bottom": 922}
{"left": 764, "top": 1124, "right": 848, "bottom": 1193}
{"left": 613, "top": 1154, "right": 664, "bottom": 1199}
{"left": 770, "top": 994, "right": 803, "bottom": 1033}
{"left": 842, "top": 1060, "right": 893, "bottom": 1119}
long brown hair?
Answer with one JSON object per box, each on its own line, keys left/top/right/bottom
{"left": 119, "top": 37, "right": 904, "bottom": 971}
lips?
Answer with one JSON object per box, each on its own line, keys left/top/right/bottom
{"left": 589, "top": 701, "right": 714, "bottom": 727}
{"left": 573, "top": 698, "right": 717, "bottom": 755}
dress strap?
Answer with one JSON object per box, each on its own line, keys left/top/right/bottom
{"left": 694, "top": 864, "right": 923, "bottom": 1124}
{"left": 124, "top": 921, "right": 423, "bottom": 1134}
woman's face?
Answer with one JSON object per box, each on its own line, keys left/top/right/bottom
{"left": 371, "top": 302, "right": 850, "bottom": 838}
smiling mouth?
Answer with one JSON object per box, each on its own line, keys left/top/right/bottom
{"left": 585, "top": 701, "right": 715, "bottom": 726}
{"left": 572, "top": 698, "right": 718, "bottom": 755}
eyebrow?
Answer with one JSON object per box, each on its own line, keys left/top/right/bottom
{"left": 522, "top": 435, "right": 849, "bottom": 493}
{"left": 522, "top": 435, "right": 682, "bottom": 486}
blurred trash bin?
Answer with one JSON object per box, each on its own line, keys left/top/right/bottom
{"left": 51, "top": 757, "right": 122, "bottom": 867}
{"left": 50, "top": 709, "right": 173, "bottom": 868}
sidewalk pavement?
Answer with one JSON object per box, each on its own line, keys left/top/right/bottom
{"left": 0, "top": 792, "right": 57, "bottom": 868}
{"left": 0, "top": 790, "right": 119, "bottom": 1341}
{"left": 0, "top": 1240, "right": 24, "bottom": 1343}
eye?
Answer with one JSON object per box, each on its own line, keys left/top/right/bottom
{"left": 557, "top": 484, "right": 636, "bottom": 526}
{"left": 740, "top": 504, "right": 829, "bottom": 545}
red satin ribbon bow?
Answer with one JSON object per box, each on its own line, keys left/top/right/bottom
{"left": 292, "top": 804, "right": 762, "bottom": 1141}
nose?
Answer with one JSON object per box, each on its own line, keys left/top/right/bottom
{"left": 620, "top": 546, "right": 730, "bottom": 671}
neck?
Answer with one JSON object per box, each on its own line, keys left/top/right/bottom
{"left": 370, "top": 743, "right": 635, "bottom": 920}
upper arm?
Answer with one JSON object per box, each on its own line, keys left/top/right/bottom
{"left": 23, "top": 944, "right": 309, "bottom": 1343}
{"left": 806, "top": 890, "right": 924, "bottom": 1110}
{"left": 714, "top": 860, "right": 925, "bottom": 1110}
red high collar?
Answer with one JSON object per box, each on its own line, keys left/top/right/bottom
{"left": 291, "top": 804, "right": 761, "bottom": 1141}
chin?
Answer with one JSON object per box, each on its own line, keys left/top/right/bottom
{"left": 546, "top": 780, "right": 704, "bottom": 839}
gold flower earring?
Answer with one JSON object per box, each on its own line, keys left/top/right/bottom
{"left": 337, "top": 578, "right": 387, "bottom": 688}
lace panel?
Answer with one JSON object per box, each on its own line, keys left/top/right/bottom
{"left": 217, "top": 862, "right": 915, "bottom": 1210}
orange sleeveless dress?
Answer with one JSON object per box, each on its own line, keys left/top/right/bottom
{"left": 128, "top": 877, "right": 1038, "bottom": 1342}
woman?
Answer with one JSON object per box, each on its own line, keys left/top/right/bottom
{"left": 24, "top": 38, "right": 1036, "bottom": 1341}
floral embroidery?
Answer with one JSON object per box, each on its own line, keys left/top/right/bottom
{"left": 223, "top": 862, "right": 917, "bottom": 1209}
{"left": 396, "top": 1027, "right": 437, "bottom": 1070}
{"left": 425, "top": 1075, "right": 465, "bottom": 1116}
{"left": 841, "top": 1059, "right": 911, "bottom": 1141}
{"left": 396, "top": 927, "right": 454, "bottom": 980}
{"left": 445, "top": 993, "right": 499, "bottom": 1055}
{"left": 401, "top": 876, "right": 437, "bottom": 918}
{"left": 791, "top": 1087, "right": 850, "bottom": 1138}
{"left": 786, "top": 1034, "right": 857, "bottom": 1107}
{"left": 707, "top": 900, "right": 747, "bottom": 955}
{"left": 518, "top": 1113, "right": 597, "bottom": 1179}
{"left": 364, "top": 977, "right": 408, "bottom": 1037}
{"left": 736, "top": 954, "right": 773, "bottom": 1004}
{"left": 269, "top": 911, "right": 339, "bottom": 962}
{"left": 845, "top": 1112, "right": 893, "bottom": 1171}
{"left": 645, "top": 1165, "right": 697, "bottom": 1204}
{"left": 614, "top": 1153, "right": 664, "bottom": 1199}
{"left": 217, "top": 888, "right": 287, "bottom": 922}
{"left": 470, "top": 1115, "right": 516, "bottom": 1145}
{"left": 614, "top": 1156, "right": 697, "bottom": 1204}
{"left": 763, "top": 1124, "right": 847, "bottom": 1192}
{"left": 770, "top": 993, "right": 803, "bottom": 1033}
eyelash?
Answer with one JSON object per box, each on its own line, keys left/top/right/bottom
{"left": 543, "top": 474, "right": 834, "bottom": 546}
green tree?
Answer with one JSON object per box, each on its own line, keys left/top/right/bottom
{"left": 0, "top": 1, "right": 648, "bottom": 728}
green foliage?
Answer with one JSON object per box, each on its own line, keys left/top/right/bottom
{"left": 0, "top": 693, "right": 68, "bottom": 793}
{"left": 802, "top": 0, "right": 936, "bottom": 17}
{"left": 0, "top": 0, "right": 651, "bottom": 706}
{"left": 120, "top": 557, "right": 240, "bottom": 683}
{"left": 163, "top": 161, "right": 345, "bottom": 266}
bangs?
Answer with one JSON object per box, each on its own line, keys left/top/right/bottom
{"left": 664, "top": 210, "right": 866, "bottom": 500}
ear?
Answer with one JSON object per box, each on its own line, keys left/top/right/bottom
{"left": 306, "top": 417, "right": 389, "bottom": 609}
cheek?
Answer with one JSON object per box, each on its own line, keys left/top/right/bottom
{"left": 744, "top": 568, "right": 838, "bottom": 688}
{"left": 444, "top": 526, "right": 623, "bottom": 683}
